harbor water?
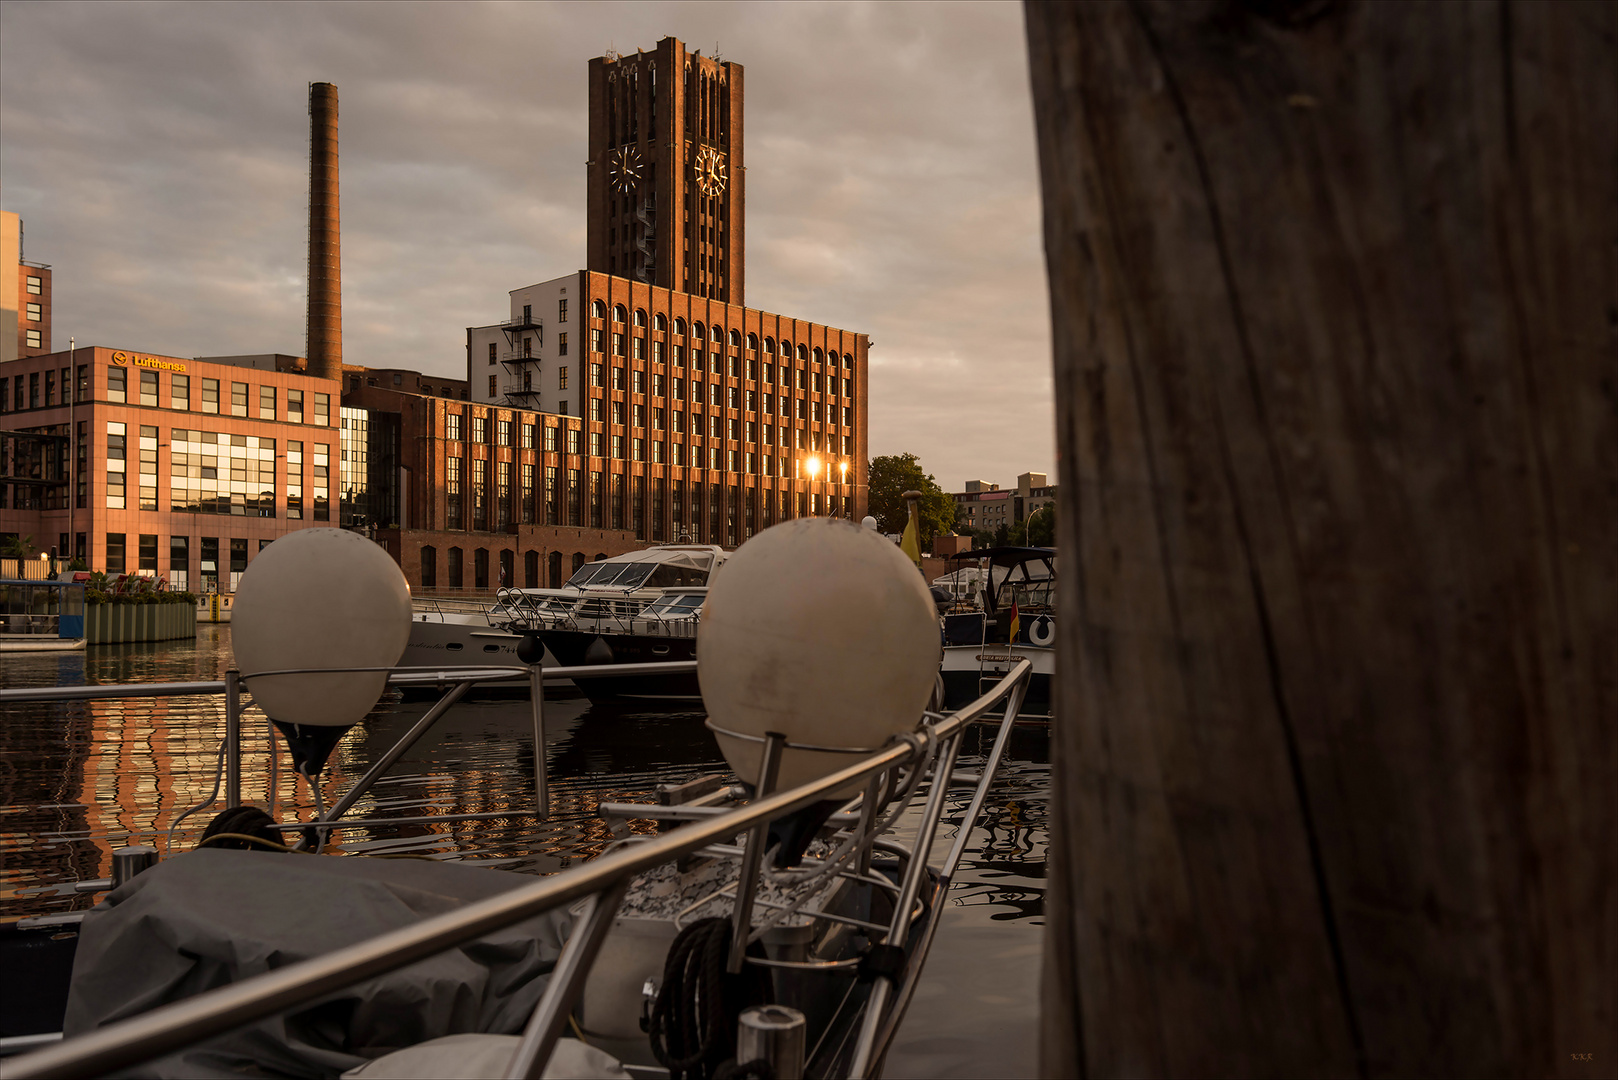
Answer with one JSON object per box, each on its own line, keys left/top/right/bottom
{"left": 0, "top": 629, "right": 1047, "bottom": 1077}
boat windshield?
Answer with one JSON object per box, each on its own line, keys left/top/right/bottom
{"left": 642, "top": 592, "right": 706, "bottom": 617}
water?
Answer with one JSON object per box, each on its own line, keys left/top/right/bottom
{"left": 0, "top": 630, "right": 1048, "bottom": 1074}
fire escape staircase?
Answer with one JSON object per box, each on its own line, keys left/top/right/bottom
{"left": 500, "top": 313, "right": 544, "bottom": 408}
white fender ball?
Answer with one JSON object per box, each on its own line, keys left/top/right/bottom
{"left": 699, "top": 518, "right": 941, "bottom": 793}
{"left": 232, "top": 528, "right": 412, "bottom": 727}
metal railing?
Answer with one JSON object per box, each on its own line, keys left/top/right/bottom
{"left": 5, "top": 657, "right": 1033, "bottom": 1080}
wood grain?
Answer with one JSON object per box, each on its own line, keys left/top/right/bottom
{"left": 1026, "top": 1, "right": 1615, "bottom": 1075}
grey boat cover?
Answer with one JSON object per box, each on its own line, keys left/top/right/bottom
{"left": 65, "top": 849, "right": 572, "bottom": 1079}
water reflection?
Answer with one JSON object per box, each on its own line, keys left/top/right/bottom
{"left": 2, "top": 629, "right": 1048, "bottom": 933}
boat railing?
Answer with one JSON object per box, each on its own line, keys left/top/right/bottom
{"left": 3, "top": 656, "right": 1034, "bottom": 1080}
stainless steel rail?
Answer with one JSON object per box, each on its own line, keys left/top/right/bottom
{"left": 6, "top": 658, "right": 1032, "bottom": 1080}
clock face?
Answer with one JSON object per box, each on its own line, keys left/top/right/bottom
{"left": 608, "top": 146, "right": 642, "bottom": 194}
{"left": 693, "top": 145, "right": 727, "bottom": 197}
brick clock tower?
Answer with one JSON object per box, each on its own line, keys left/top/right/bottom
{"left": 587, "top": 38, "right": 744, "bottom": 306}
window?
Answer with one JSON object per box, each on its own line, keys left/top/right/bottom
{"left": 675, "top": 318, "right": 687, "bottom": 337}
{"left": 844, "top": 406, "right": 853, "bottom": 427}
{"left": 488, "top": 342, "right": 497, "bottom": 365}
{"left": 287, "top": 441, "right": 304, "bottom": 518}
{"left": 558, "top": 332, "right": 568, "bottom": 356}
{"left": 108, "top": 366, "right": 127, "bottom": 403}
{"left": 592, "top": 299, "right": 606, "bottom": 319}
{"left": 446, "top": 457, "right": 463, "bottom": 529}
{"left": 198, "top": 377, "right": 219, "bottom": 414}
{"left": 613, "top": 401, "right": 627, "bottom": 425}
{"left": 652, "top": 440, "right": 664, "bottom": 463}
{"left": 106, "top": 421, "right": 127, "bottom": 508}
{"left": 489, "top": 375, "right": 498, "bottom": 396}
{"left": 729, "top": 387, "right": 740, "bottom": 409}
{"left": 613, "top": 304, "right": 627, "bottom": 323}
{"left": 633, "top": 437, "right": 644, "bottom": 461}
{"left": 25, "top": 330, "right": 41, "bottom": 348}
{"left": 555, "top": 365, "right": 569, "bottom": 391}
{"left": 286, "top": 388, "right": 303, "bottom": 423}
{"left": 313, "top": 393, "right": 329, "bottom": 426}
{"left": 448, "top": 547, "right": 463, "bottom": 588}
{"left": 522, "top": 422, "right": 535, "bottom": 449}
{"left": 612, "top": 332, "right": 625, "bottom": 356}
{"left": 26, "top": 276, "right": 42, "bottom": 295}
{"left": 259, "top": 385, "right": 275, "bottom": 419}
{"left": 591, "top": 363, "right": 605, "bottom": 387}
{"left": 558, "top": 298, "right": 568, "bottom": 323}
{"left": 731, "top": 330, "right": 742, "bottom": 348}
{"left": 590, "top": 398, "right": 603, "bottom": 423}
{"left": 635, "top": 308, "right": 647, "bottom": 328}
{"left": 472, "top": 415, "right": 487, "bottom": 443}
{"left": 446, "top": 411, "right": 463, "bottom": 441}
{"left": 633, "top": 337, "right": 644, "bottom": 360}
{"left": 497, "top": 460, "right": 512, "bottom": 527}
{"left": 747, "top": 333, "right": 759, "bottom": 351}
{"left": 312, "top": 443, "right": 329, "bottom": 521}
{"left": 26, "top": 302, "right": 42, "bottom": 321}
{"left": 611, "top": 434, "right": 624, "bottom": 459}
{"left": 106, "top": 533, "right": 127, "bottom": 575}
{"left": 420, "top": 546, "right": 437, "bottom": 587}
{"left": 653, "top": 406, "right": 665, "bottom": 430}
{"left": 798, "top": 344, "right": 809, "bottom": 361}
{"left": 138, "top": 425, "right": 157, "bottom": 511}
{"left": 231, "top": 382, "right": 248, "bottom": 416}
{"left": 498, "top": 419, "right": 512, "bottom": 446}
{"left": 590, "top": 431, "right": 602, "bottom": 456}
{"left": 591, "top": 328, "right": 604, "bottom": 353}
{"left": 567, "top": 427, "right": 580, "bottom": 455}
{"left": 139, "top": 369, "right": 159, "bottom": 406}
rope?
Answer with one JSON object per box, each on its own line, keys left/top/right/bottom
{"left": 649, "top": 918, "right": 731, "bottom": 1080}
{"left": 648, "top": 917, "right": 772, "bottom": 1080}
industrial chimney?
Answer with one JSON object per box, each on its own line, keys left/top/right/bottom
{"left": 306, "top": 82, "right": 341, "bottom": 380}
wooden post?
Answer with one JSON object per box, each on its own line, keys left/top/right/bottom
{"left": 1026, "top": 1, "right": 1614, "bottom": 1076}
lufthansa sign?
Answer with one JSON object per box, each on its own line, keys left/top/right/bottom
{"left": 111, "top": 351, "right": 186, "bottom": 373}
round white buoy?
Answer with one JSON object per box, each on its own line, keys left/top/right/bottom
{"left": 232, "top": 528, "right": 412, "bottom": 727}
{"left": 699, "top": 518, "right": 940, "bottom": 794}
{"left": 860, "top": 516, "right": 879, "bottom": 531}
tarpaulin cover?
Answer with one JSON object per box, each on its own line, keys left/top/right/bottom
{"left": 65, "top": 849, "right": 573, "bottom": 1079}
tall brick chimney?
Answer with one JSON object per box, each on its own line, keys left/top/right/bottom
{"left": 306, "top": 82, "right": 341, "bottom": 380}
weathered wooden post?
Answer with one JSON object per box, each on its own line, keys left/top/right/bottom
{"left": 1025, "top": 1, "right": 1614, "bottom": 1075}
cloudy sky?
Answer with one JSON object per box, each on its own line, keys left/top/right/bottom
{"left": 0, "top": 0, "right": 1054, "bottom": 493}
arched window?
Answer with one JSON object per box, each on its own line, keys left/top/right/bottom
{"left": 613, "top": 304, "right": 627, "bottom": 324}
{"left": 524, "top": 549, "right": 539, "bottom": 588}
{"left": 420, "top": 546, "right": 437, "bottom": 588}
{"left": 797, "top": 343, "right": 809, "bottom": 361}
{"left": 674, "top": 317, "right": 687, "bottom": 337}
{"left": 780, "top": 340, "right": 792, "bottom": 358}
{"left": 763, "top": 337, "right": 775, "bottom": 355}
{"left": 635, "top": 309, "right": 647, "bottom": 328}
{"left": 655, "top": 313, "right": 667, "bottom": 331}
{"left": 591, "top": 299, "right": 606, "bottom": 319}
{"left": 447, "top": 547, "right": 464, "bottom": 589}
{"left": 730, "top": 329, "right": 742, "bottom": 348}
{"left": 813, "top": 347, "right": 825, "bottom": 364}
{"left": 843, "top": 352, "right": 853, "bottom": 368}
{"left": 747, "top": 333, "right": 759, "bottom": 351}
{"left": 693, "top": 322, "right": 706, "bottom": 341}
{"left": 548, "top": 550, "right": 563, "bottom": 588}
{"left": 571, "top": 551, "right": 586, "bottom": 574}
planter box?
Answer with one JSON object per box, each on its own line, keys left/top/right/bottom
{"left": 87, "top": 604, "right": 198, "bottom": 644}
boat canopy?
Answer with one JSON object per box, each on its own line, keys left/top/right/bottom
{"left": 941, "top": 547, "right": 1056, "bottom": 615}
{"left": 563, "top": 546, "right": 723, "bottom": 590}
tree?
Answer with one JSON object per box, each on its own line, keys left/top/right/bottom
{"left": 866, "top": 454, "right": 957, "bottom": 547}
{"left": 1025, "top": 505, "right": 1056, "bottom": 547}
{"left": 1028, "top": 2, "right": 1613, "bottom": 1077}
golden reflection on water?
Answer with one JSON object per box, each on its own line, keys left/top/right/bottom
{"left": 2, "top": 628, "right": 1048, "bottom": 932}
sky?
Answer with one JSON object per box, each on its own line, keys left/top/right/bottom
{"left": 0, "top": 0, "right": 1055, "bottom": 493}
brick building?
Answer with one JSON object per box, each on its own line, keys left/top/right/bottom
{"left": 1, "top": 348, "right": 342, "bottom": 585}
{"left": 2, "top": 211, "right": 52, "bottom": 361}
{"left": 449, "top": 36, "right": 868, "bottom": 575}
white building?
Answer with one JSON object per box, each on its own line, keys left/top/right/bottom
{"left": 466, "top": 274, "right": 579, "bottom": 418}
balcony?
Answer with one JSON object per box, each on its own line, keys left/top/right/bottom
{"left": 500, "top": 352, "right": 541, "bottom": 374}
{"left": 502, "top": 384, "right": 542, "bottom": 404}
